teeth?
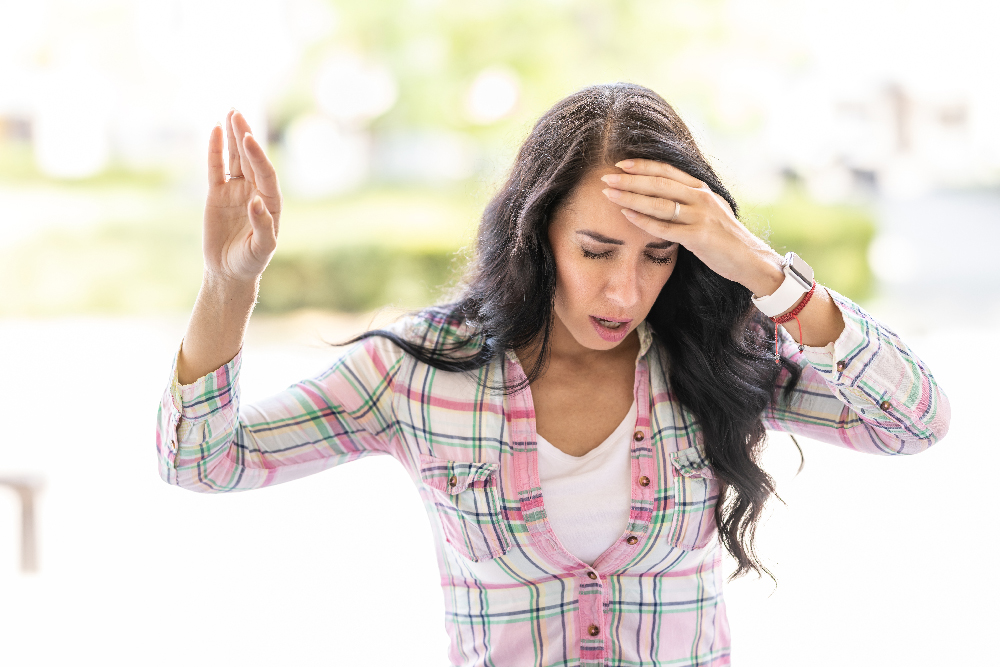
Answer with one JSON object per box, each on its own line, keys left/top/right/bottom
{"left": 598, "top": 319, "right": 623, "bottom": 329}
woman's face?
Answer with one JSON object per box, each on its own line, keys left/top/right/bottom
{"left": 548, "top": 166, "right": 679, "bottom": 351}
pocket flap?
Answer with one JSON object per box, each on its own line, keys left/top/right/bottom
{"left": 670, "top": 445, "right": 715, "bottom": 479}
{"left": 419, "top": 454, "right": 499, "bottom": 494}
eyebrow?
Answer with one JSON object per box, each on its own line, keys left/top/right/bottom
{"left": 576, "top": 230, "right": 676, "bottom": 250}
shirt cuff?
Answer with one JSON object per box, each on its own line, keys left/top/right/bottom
{"left": 799, "top": 287, "right": 867, "bottom": 383}
{"left": 168, "top": 344, "right": 243, "bottom": 422}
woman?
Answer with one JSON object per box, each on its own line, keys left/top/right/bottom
{"left": 157, "top": 83, "right": 950, "bottom": 666}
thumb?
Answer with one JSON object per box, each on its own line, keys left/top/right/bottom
{"left": 247, "top": 195, "right": 277, "bottom": 256}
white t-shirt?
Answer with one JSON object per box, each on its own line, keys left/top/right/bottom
{"left": 536, "top": 400, "right": 636, "bottom": 565}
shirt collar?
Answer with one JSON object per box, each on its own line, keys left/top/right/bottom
{"left": 635, "top": 320, "right": 653, "bottom": 362}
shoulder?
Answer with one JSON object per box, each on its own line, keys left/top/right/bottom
{"left": 364, "top": 304, "right": 484, "bottom": 362}
{"left": 378, "top": 305, "right": 477, "bottom": 345}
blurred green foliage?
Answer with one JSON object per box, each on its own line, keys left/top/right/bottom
{"left": 0, "top": 183, "right": 874, "bottom": 317}
{"left": 0, "top": 0, "right": 877, "bottom": 317}
{"left": 742, "top": 189, "right": 876, "bottom": 301}
{"left": 259, "top": 247, "right": 462, "bottom": 313}
{"left": 276, "top": 0, "right": 726, "bottom": 144}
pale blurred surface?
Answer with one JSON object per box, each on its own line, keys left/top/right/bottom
{"left": 1, "top": 0, "right": 998, "bottom": 664}
{"left": 0, "top": 312, "right": 993, "bottom": 665}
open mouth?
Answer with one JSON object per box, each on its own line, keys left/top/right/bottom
{"left": 589, "top": 315, "right": 633, "bottom": 341}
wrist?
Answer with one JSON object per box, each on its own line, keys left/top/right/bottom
{"left": 202, "top": 270, "right": 259, "bottom": 301}
{"left": 750, "top": 251, "right": 815, "bottom": 318}
{"left": 746, "top": 251, "right": 785, "bottom": 299}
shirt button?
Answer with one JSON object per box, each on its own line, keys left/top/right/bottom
{"left": 588, "top": 624, "right": 600, "bottom": 637}
{"left": 836, "top": 360, "right": 845, "bottom": 372}
{"left": 587, "top": 571, "right": 598, "bottom": 580}
{"left": 626, "top": 535, "right": 638, "bottom": 545}
{"left": 879, "top": 400, "right": 891, "bottom": 411}
{"left": 448, "top": 475, "right": 458, "bottom": 488}
{"left": 633, "top": 431, "right": 644, "bottom": 442}
{"left": 638, "top": 475, "right": 650, "bottom": 487}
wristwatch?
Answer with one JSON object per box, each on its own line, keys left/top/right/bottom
{"left": 751, "top": 252, "right": 814, "bottom": 317}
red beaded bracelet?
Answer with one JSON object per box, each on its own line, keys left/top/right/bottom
{"left": 770, "top": 281, "right": 817, "bottom": 364}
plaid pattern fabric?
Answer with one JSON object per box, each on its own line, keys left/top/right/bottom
{"left": 156, "top": 289, "right": 950, "bottom": 666}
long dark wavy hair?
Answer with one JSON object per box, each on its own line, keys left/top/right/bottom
{"left": 350, "top": 82, "right": 801, "bottom": 580}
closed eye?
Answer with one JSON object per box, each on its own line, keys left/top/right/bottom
{"left": 582, "top": 247, "right": 676, "bottom": 264}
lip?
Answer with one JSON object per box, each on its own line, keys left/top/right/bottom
{"left": 589, "top": 315, "right": 633, "bottom": 343}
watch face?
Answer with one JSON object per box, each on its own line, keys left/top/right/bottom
{"left": 786, "top": 252, "right": 814, "bottom": 288}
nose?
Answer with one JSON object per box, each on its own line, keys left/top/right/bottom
{"left": 605, "top": 263, "right": 641, "bottom": 309}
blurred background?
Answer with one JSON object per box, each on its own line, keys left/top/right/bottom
{"left": 0, "top": 0, "right": 996, "bottom": 664}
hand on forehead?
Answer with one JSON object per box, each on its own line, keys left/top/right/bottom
{"left": 553, "top": 166, "right": 674, "bottom": 246}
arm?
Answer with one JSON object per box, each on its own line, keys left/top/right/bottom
{"left": 762, "top": 289, "right": 950, "bottom": 454}
{"left": 157, "top": 334, "right": 407, "bottom": 493}
{"left": 158, "top": 110, "right": 405, "bottom": 492}
{"left": 177, "top": 109, "right": 280, "bottom": 385}
{"left": 599, "top": 159, "right": 949, "bottom": 453}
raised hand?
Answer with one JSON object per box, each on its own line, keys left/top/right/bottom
{"left": 599, "top": 159, "right": 782, "bottom": 299}
{"left": 176, "top": 111, "right": 284, "bottom": 384}
{"left": 203, "top": 109, "right": 282, "bottom": 283}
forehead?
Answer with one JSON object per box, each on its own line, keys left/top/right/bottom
{"left": 552, "top": 167, "right": 664, "bottom": 246}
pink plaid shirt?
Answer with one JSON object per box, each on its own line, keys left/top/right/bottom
{"left": 156, "top": 289, "right": 950, "bottom": 666}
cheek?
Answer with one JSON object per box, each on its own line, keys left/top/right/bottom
{"left": 554, "top": 256, "right": 598, "bottom": 307}
{"left": 638, "top": 261, "right": 677, "bottom": 307}
{"left": 649, "top": 262, "right": 676, "bottom": 290}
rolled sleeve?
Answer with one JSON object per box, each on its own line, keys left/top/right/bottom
{"left": 765, "top": 288, "right": 951, "bottom": 454}
{"left": 156, "top": 348, "right": 242, "bottom": 486}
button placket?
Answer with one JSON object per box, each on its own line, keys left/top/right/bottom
{"left": 578, "top": 573, "right": 606, "bottom": 661}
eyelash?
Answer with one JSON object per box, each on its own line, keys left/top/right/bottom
{"left": 582, "top": 249, "right": 673, "bottom": 265}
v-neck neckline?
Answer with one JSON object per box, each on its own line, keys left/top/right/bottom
{"left": 504, "top": 321, "right": 657, "bottom": 574}
{"left": 536, "top": 400, "right": 637, "bottom": 463}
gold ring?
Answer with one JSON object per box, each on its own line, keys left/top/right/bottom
{"left": 227, "top": 174, "right": 245, "bottom": 179}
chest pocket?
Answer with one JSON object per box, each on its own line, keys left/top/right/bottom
{"left": 419, "top": 454, "right": 512, "bottom": 563}
{"left": 667, "top": 445, "right": 720, "bottom": 551}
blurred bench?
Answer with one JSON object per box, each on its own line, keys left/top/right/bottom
{"left": 0, "top": 476, "right": 43, "bottom": 573}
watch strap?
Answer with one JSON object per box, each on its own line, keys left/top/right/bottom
{"left": 752, "top": 260, "right": 811, "bottom": 318}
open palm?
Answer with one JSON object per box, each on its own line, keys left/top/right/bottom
{"left": 203, "top": 110, "right": 282, "bottom": 282}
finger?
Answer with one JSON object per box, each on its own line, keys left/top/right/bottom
{"left": 230, "top": 111, "right": 256, "bottom": 186}
{"left": 614, "top": 159, "right": 704, "bottom": 189}
{"left": 242, "top": 132, "right": 280, "bottom": 199}
{"left": 621, "top": 208, "right": 690, "bottom": 244}
{"left": 207, "top": 123, "right": 226, "bottom": 187}
{"left": 247, "top": 195, "right": 277, "bottom": 256}
{"left": 600, "top": 172, "right": 699, "bottom": 204}
{"left": 225, "top": 109, "right": 242, "bottom": 178}
{"left": 603, "top": 188, "right": 691, "bottom": 224}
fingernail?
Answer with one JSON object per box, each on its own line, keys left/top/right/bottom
{"left": 601, "top": 174, "right": 620, "bottom": 185}
{"left": 244, "top": 132, "right": 252, "bottom": 139}
{"left": 253, "top": 197, "right": 264, "bottom": 214}
{"left": 602, "top": 188, "right": 620, "bottom": 200}
{"left": 621, "top": 208, "right": 635, "bottom": 219}
{"left": 616, "top": 160, "right": 635, "bottom": 169}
